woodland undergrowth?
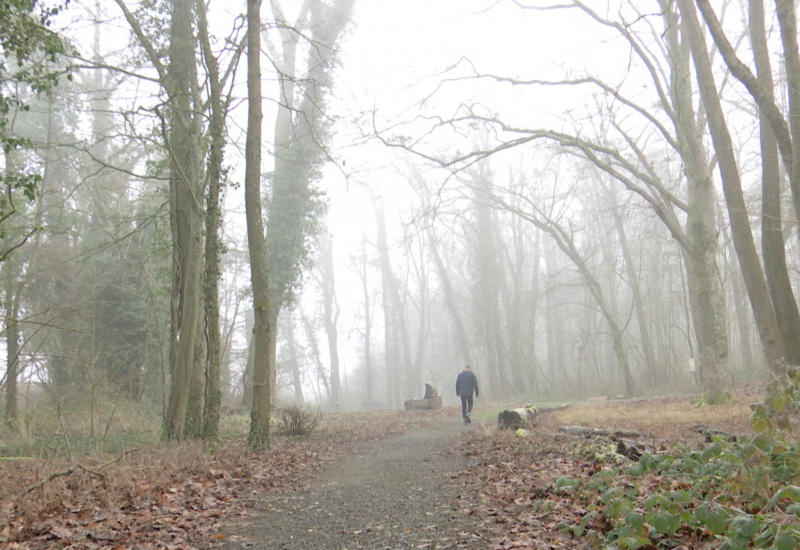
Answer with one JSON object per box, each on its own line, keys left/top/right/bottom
{"left": 454, "top": 383, "right": 799, "bottom": 549}
{"left": 0, "top": 407, "right": 444, "bottom": 549}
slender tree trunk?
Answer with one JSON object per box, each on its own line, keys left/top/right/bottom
{"left": 612, "top": 201, "right": 656, "bottom": 386}
{"left": 375, "top": 201, "right": 413, "bottom": 403}
{"left": 318, "top": 231, "right": 340, "bottom": 408}
{"left": 4, "top": 263, "right": 19, "bottom": 423}
{"left": 245, "top": 0, "right": 272, "bottom": 451}
{"left": 775, "top": 0, "right": 800, "bottom": 220}
{"left": 359, "top": 239, "right": 374, "bottom": 404}
{"left": 196, "top": 0, "right": 224, "bottom": 447}
{"left": 428, "top": 228, "right": 471, "bottom": 367}
{"left": 242, "top": 309, "right": 254, "bottom": 407}
{"left": 748, "top": 0, "right": 800, "bottom": 365}
{"left": 287, "top": 313, "right": 304, "bottom": 405}
{"left": 300, "top": 312, "right": 332, "bottom": 402}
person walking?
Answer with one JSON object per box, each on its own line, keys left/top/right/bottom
{"left": 455, "top": 365, "right": 479, "bottom": 423}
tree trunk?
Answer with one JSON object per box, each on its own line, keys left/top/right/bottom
{"left": 300, "top": 312, "right": 332, "bottom": 403}
{"left": 358, "top": 239, "right": 374, "bottom": 404}
{"left": 748, "top": 0, "right": 800, "bottom": 365}
{"left": 196, "top": 0, "right": 224, "bottom": 447}
{"left": 775, "top": 0, "right": 800, "bottom": 221}
{"left": 4, "top": 261, "right": 19, "bottom": 423}
{"left": 428, "top": 228, "right": 472, "bottom": 367}
{"left": 245, "top": 0, "right": 271, "bottom": 451}
{"left": 287, "top": 313, "right": 304, "bottom": 405}
{"left": 163, "top": 0, "right": 204, "bottom": 440}
{"left": 658, "top": 0, "right": 729, "bottom": 401}
{"left": 319, "top": 231, "right": 341, "bottom": 408}
{"left": 678, "top": 0, "right": 786, "bottom": 377}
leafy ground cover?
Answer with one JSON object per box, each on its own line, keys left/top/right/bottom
{"left": 2, "top": 385, "right": 791, "bottom": 550}
{"left": 453, "top": 385, "right": 800, "bottom": 549}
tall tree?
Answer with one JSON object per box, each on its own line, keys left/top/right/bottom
{"left": 160, "top": 0, "right": 206, "bottom": 440}
{"left": 693, "top": 0, "right": 800, "bottom": 369}
{"left": 264, "top": 0, "right": 354, "bottom": 398}
{"left": 677, "top": 0, "right": 786, "bottom": 377}
{"left": 245, "top": 0, "right": 271, "bottom": 451}
{"left": 314, "top": 227, "right": 341, "bottom": 408}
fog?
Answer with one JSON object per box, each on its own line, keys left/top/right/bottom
{"left": 1, "top": 0, "right": 795, "bottom": 428}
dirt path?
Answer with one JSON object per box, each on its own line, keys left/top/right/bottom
{"left": 216, "top": 417, "right": 487, "bottom": 549}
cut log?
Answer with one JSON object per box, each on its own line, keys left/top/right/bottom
{"left": 404, "top": 383, "right": 442, "bottom": 410}
{"left": 404, "top": 396, "right": 442, "bottom": 410}
{"left": 498, "top": 407, "right": 537, "bottom": 430}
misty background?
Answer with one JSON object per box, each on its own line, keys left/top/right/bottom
{"left": 1, "top": 0, "right": 795, "bottom": 434}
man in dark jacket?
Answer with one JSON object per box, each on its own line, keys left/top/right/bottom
{"left": 455, "top": 365, "right": 479, "bottom": 423}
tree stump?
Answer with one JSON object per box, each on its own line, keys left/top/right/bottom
{"left": 498, "top": 407, "right": 537, "bottom": 429}
{"left": 404, "top": 383, "right": 442, "bottom": 410}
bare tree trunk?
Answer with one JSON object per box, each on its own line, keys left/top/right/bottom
{"left": 543, "top": 239, "right": 564, "bottom": 395}
{"left": 4, "top": 261, "right": 19, "bottom": 423}
{"left": 242, "top": 309, "right": 254, "bottom": 407}
{"left": 657, "top": 0, "right": 729, "bottom": 401}
{"left": 748, "top": 0, "right": 800, "bottom": 365}
{"left": 375, "top": 201, "right": 413, "bottom": 404}
{"left": 678, "top": 0, "right": 786, "bottom": 377}
{"left": 775, "top": 0, "right": 800, "bottom": 220}
{"left": 611, "top": 197, "right": 656, "bottom": 386}
{"left": 318, "top": 230, "right": 340, "bottom": 408}
{"left": 245, "top": 0, "right": 272, "bottom": 451}
{"left": 196, "top": 0, "right": 225, "bottom": 447}
{"left": 428, "top": 228, "right": 472, "bottom": 368}
{"left": 163, "top": 0, "right": 205, "bottom": 440}
{"left": 286, "top": 313, "right": 304, "bottom": 405}
{"left": 300, "top": 312, "right": 332, "bottom": 403}
{"left": 358, "top": 238, "right": 374, "bottom": 405}
{"left": 471, "top": 163, "right": 508, "bottom": 397}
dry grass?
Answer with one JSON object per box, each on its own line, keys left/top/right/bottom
{"left": 532, "top": 389, "right": 763, "bottom": 445}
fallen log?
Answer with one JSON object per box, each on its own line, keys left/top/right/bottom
{"left": 692, "top": 424, "right": 739, "bottom": 442}
{"left": 557, "top": 425, "right": 643, "bottom": 439}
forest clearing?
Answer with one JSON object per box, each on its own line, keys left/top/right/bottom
{"left": 3, "top": 384, "right": 793, "bottom": 549}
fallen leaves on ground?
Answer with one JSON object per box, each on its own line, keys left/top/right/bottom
{"left": 0, "top": 409, "right": 431, "bottom": 549}
{"left": 449, "top": 396, "right": 755, "bottom": 549}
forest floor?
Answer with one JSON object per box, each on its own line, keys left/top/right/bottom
{"left": 0, "top": 389, "right": 759, "bottom": 549}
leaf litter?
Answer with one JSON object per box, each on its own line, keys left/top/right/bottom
{"left": 0, "top": 396, "right": 755, "bottom": 549}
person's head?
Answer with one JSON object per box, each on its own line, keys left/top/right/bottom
{"left": 464, "top": 365, "right": 471, "bottom": 371}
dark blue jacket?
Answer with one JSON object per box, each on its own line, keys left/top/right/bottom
{"left": 456, "top": 370, "right": 479, "bottom": 397}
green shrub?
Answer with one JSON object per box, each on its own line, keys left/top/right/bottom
{"left": 558, "top": 374, "right": 800, "bottom": 548}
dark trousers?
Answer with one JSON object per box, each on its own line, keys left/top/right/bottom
{"left": 460, "top": 395, "right": 473, "bottom": 418}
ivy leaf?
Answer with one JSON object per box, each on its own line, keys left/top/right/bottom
{"left": 775, "top": 531, "right": 799, "bottom": 550}
{"left": 694, "top": 502, "right": 728, "bottom": 535}
{"left": 726, "top": 515, "right": 759, "bottom": 542}
{"left": 780, "top": 486, "right": 800, "bottom": 503}
{"left": 645, "top": 510, "right": 680, "bottom": 535}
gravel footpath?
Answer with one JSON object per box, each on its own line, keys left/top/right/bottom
{"left": 215, "top": 417, "right": 487, "bottom": 549}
